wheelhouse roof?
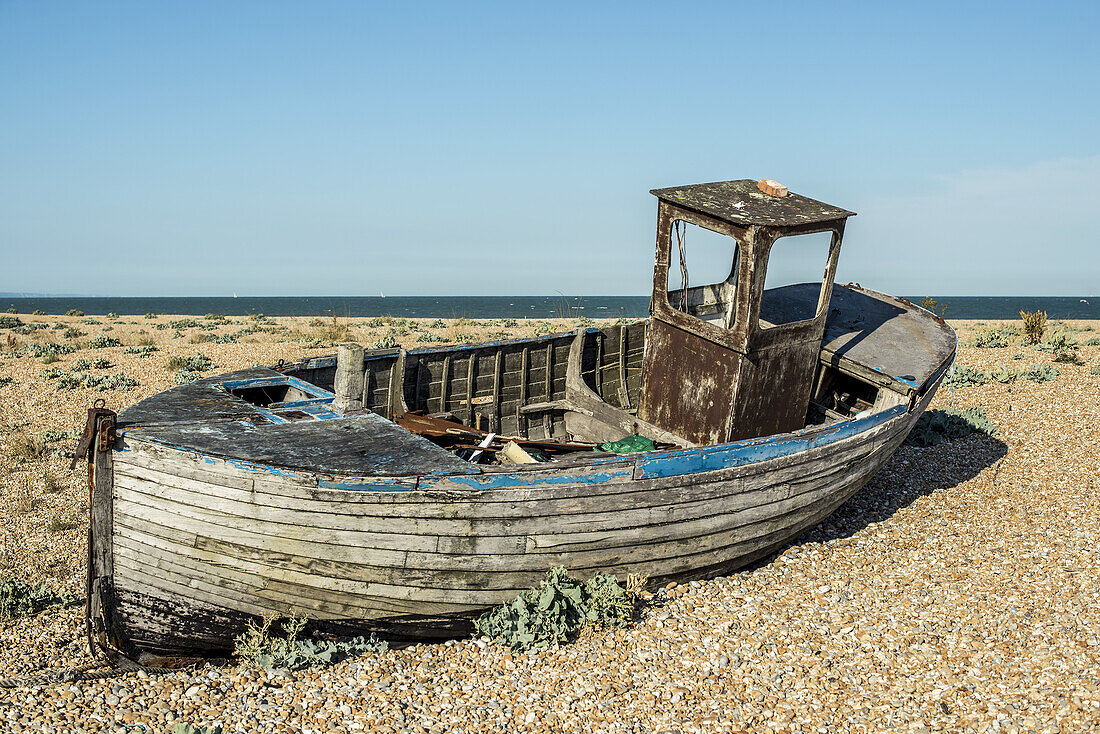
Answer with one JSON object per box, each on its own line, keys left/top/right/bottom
{"left": 651, "top": 179, "right": 856, "bottom": 228}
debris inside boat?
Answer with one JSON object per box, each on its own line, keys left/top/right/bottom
{"left": 76, "top": 178, "right": 956, "bottom": 659}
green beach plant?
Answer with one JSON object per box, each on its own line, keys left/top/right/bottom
{"left": 971, "top": 328, "right": 1010, "bottom": 348}
{"left": 474, "top": 567, "right": 638, "bottom": 652}
{"left": 905, "top": 407, "right": 997, "bottom": 447}
{"left": 945, "top": 364, "right": 989, "bottom": 387}
{"left": 233, "top": 613, "right": 387, "bottom": 670}
{"left": 1019, "top": 310, "right": 1046, "bottom": 345}
{"left": 166, "top": 353, "right": 214, "bottom": 372}
{"left": 88, "top": 334, "right": 121, "bottom": 349}
{"left": 23, "top": 342, "right": 74, "bottom": 359}
{"left": 1020, "top": 363, "right": 1060, "bottom": 383}
{"left": 0, "top": 576, "right": 79, "bottom": 619}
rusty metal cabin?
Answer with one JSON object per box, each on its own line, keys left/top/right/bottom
{"left": 640, "top": 180, "right": 857, "bottom": 445}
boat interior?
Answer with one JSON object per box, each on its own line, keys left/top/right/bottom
{"left": 267, "top": 280, "right": 954, "bottom": 465}
{"left": 117, "top": 181, "right": 956, "bottom": 473}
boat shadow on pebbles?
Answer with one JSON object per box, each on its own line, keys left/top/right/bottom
{"left": 790, "top": 432, "right": 1008, "bottom": 550}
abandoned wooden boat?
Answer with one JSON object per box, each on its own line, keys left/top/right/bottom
{"left": 81, "top": 179, "right": 956, "bottom": 657}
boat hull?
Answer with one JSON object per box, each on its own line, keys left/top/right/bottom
{"left": 97, "top": 386, "right": 936, "bottom": 656}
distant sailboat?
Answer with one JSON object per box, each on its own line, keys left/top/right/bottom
{"left": 380, "top": 291, "right": 385, "bottom": 298}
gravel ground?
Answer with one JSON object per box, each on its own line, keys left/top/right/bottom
{"left": 0, "top": 314, "right": 1098, "bottom": 734}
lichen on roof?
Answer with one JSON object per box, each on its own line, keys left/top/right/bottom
{"left": 650, "top": 179, "right": 855, "bottom": 228}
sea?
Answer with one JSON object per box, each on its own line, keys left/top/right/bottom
{"left": 1, "top": 295, "right": 1098, "bottom": 320}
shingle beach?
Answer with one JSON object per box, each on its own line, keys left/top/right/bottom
{"left": 1, "top": 314, "right": 1098, "bottom": 734}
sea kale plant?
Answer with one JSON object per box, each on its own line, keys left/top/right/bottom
{"left": 0, "top": 576, "right": 80, "bottom": 619}
{"left": 1036, "top": 332, "right": 1081, "bottom": 364}
{"left": 233, "top": 613, "right": 388, "bottom": 671}
{"left": 474, "top": 567, "right": 638, "bottom": 652}
{"left": 88, "top": 334, "right": 122, "bottom": 349}
{"left": 905, "top": 407, "right": 998, "bottom": 447}
{"left": 971, "top": 328, "right": 1010, "bottom": 349}
{"left": 1020, "top": 363, "right": 1060, "bottom": 383}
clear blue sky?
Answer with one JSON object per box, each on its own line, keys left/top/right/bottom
{"left": 2, "top": 1, "right": 1097, "bottom": 296}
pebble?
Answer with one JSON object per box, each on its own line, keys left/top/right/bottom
{"left": 0, "top": 317, "right": 1098, "bottom": 732}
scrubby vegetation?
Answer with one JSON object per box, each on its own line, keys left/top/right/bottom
{"left": 1020, "top": 310, "right": 1047, "bottom": 345}
{"left": 971, "top": 328, "right": 1010, "bottom": 348}
{"left": 88, "top": 334, "right": 122, "bottom": 349}
{"left": 23, "top": 342, "right": 74, "bottom": 359}
{"left": 166, "top": 353, "right": 214, "bottom": 372}
{"left": 233, "top": 613, "right": 387, "bottom": 670}
{"left": 56, "top": 371, "right": 139, "bottom": 391}
{"left": 1036, "top": 332, "right": 1081, "bottom": 364}
{"left": 8, "top": 431, "right": 47, "bottom": 464}
{"left": 906, "top": 407, "right": 997, "bottom": 447}
{"left": 1020, "top": 363, "right": 1060, "bottom": 383}
{"left": 0, "top": 576, "right": 79, "bottom": 619}
{"left": 474, "top": 567, "right": 642, "bottom": 652}
{"left": 371, "top": 330, "right": 401, "bottom": 349}
{"left": 72, "top": 356, "right": 111, "bottom": 371}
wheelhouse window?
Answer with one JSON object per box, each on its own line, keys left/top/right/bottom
{"left": 758, "top": 230, "right": 835, "bottom": 328}
{"left": 665, "top": 220, "right": 741, "bottom": 330}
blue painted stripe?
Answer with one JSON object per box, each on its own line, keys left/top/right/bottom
{"left": 422, "top": 466, "right": 636, "bottom": 490}
{"left": 221, "top": 375, "right": 335, "bottom": 399}
{"left": 633, "top": 405, "right": 907, "bottom": 479}
{"left": 277, "top": 397, "right": 336, "bottom": 409}
{"left": 317, "top": 479, "right": 417, "bottom": 492}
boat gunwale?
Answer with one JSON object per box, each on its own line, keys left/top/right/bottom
{"left": 114, "top": 359, "right": 950, "bottom": 491}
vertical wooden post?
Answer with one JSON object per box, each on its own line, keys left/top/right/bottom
{"left": 543, "top": 343, "right": 553, "bottom": 438}
{"left": 518, "top": 346, "right": 529, "bottom": 438}
{"left": 332, "top": 343, "right": 365, "bottom": 415}
{"left": 387, "top": 350, "right": 408, "bottom": 420}
{"left": 87, "top": 409, "right": 117, "bottom": 658}
{"left": 491, "top": 351, "right": 503, "bottom": 433}
{"left": 617, "top": 325, "right": 631, "bottom": 410}
{"left": 465, "top": 354, "right": 477, "bottom": 426}
{"left": 440, "top": 356, "right": 451, "bottom": 415}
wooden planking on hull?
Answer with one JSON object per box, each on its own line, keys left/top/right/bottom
{"left": 112, "top": 441, "right": 870, "bottom": 542}
{"left": 112, "top": 465, "right": 882, "bottom": 619}
{"left": 104, "top": 376, "right": 933, "bottom": 653}
{"left": 111, "top": 442, "right": 897, "bottom": 616}
{"left": 111, "top": 420, "right": 897, "bottom": 565}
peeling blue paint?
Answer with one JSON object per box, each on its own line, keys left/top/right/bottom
{"left": 318, "top": 479, "right": 416, "bottom": 492}
{"left": 424, "top": 466, "right": 636, "bottom": 490}
{"left": 634, "top": 405, "right": 906, "bottom": 479}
